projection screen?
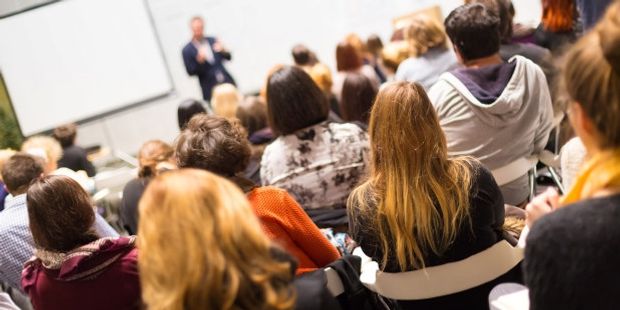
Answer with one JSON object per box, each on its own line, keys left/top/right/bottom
{"left": 0, "top": 0, "right": 172, "bottom": 136}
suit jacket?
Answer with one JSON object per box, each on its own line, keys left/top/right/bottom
{"left": 182, "top": 36, "right": 235, "bottom": 100}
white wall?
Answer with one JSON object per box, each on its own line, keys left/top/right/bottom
{"left": 71, "top": 0, "right": 541, "bottom": 155}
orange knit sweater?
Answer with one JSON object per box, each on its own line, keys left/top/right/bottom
{"left": 247, "top": 187, "right": 341, "bottom": 275}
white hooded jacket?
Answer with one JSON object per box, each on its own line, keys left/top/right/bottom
{"left": 428, "top": 55, "right": 554, "bottom": 205}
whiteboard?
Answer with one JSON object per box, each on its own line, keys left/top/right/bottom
{"left": 0, "top": 0, "right": 172, "bottom": 136}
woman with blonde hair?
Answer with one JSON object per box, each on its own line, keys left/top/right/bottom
{"left": 138, "top": 169, "right": 338, "bottom": 309}
{"left": 395, "top": 15, "right": 459, "bottom": 89}
{"left": 348, "top": 81, "right": 520, "bottom": 309}
{"left": 521, "top": 3, "right": 620, "bottom": 308}
{"left": 211, "top": 83, "right": 242, "bottom": 119}
{"left": 120, "top": 140, "right": 175, "bottom": 234}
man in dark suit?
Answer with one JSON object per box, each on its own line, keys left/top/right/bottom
{"left": 182, "top": 16, "right": 235, "bottom": 101}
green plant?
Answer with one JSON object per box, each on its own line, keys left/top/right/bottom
{"left": 0, "top": 107, "right": 22, "bottom": 149}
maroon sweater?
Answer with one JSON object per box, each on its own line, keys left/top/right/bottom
{"left": 22, "top": 237, "right": 141, "bottom": 310}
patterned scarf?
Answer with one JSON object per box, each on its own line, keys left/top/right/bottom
{"left": 561, "top": 149, "right": 620, "bottom": 205}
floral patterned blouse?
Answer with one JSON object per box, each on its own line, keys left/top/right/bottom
{"left": 260, "top": 121, "right": 370, "bottom": 210}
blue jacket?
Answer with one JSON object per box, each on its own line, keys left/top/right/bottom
{"left": 182, "top": 36, "right": 235, "bottom": 101}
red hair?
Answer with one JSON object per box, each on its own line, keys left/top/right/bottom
{"left": 541, "top": 0, "right": 575, "bottom": 32}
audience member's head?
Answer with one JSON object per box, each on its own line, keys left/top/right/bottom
{"left": 366, "top": 34, "right": 384, "bottom": 58}
{"left": 236, "top": 96, "right": 268, "bottom": 138}
{"left": 307, "top": 63, "right": 334, "bottom": 98}
{"left": 266, "top": 66, "right": 328, "bottom": 135}
{"left": 563, "top": 2, "right": 620, "bottom": 153}
{"left": 137, "top": 140, "right": 175, "bottom": 178}
{"left": 190, "top": 16, "right": 204, "bottom": 41}
{"left": 291, "top": 44, "right": 317, "bottom": 66}
{"left": 1, "top": 153, "right": 44, "bottom": 195}
{"left": 445, "top": 3, "right": 501, "bottom": 63}
{"left": 345, "top": 33, "right": 367, "bottom": 57}
{"left": 404, "top": 15, "right": 448, "bottom": 57}
{"left": 380, "top": 41, "right": 409, "bottom": 75}
{"left": 138, "top": 169, "right": 294, "bottom": 309}
{"left": 336, "top": 41, "right": 363, "bottom": 71}
{"left": 0, "top": 149, "right": 16, "bottom": 182}
{"left": 177, "top": 99, "right": 207, "bottom": 130}
{"left": 541, "top": 0, "right": 575, "bottom": 32}
{"left": 52, "top": 123, "right": 78, "bottom": 148}
{"left": 467, "top": 0, "right": 513, "bottom": 44}
{"left": 340, "top": 73, "right": 377, "bottom": 123}
{"left": 21, "top": 136, "right": 62, "bottom": 174}
{"left": 349, "top": 81, "right": 473, "bottom": 270}
{"left": 211, "top": 83, "right": 241, "bottom": 119}
{"left": 175, "top": 114, "right": 251, "bottom": 177}
{"left": 26, "top": 175, "right": 98, "bottom": 252}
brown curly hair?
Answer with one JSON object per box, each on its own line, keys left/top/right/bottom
{"left": 175, "top": 114, "right": 251, "bottom": 176}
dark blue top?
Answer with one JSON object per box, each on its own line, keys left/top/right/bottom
{"left": 0, "top": 181, "right": 7, "bottom": 212}
{"left": 181, "top": 36, "right": 235, "bottom": 101}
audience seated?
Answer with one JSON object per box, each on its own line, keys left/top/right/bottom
{"left": 177, "top": 98, "right": 207, "bottom": 130}
{"left": 469, "top": 0, "right": 555, "bottom": 83}
{"left": 428, "top": 3, "right": 554, "bottom": 206}
{"left": 332, "top": 41, "right": 380, "bottom": 101}
{"left": 365, "top": 34, "right": 388, "bottom": 83}
{"left": 236, "top": 96, "right": 272, "bottom": 184}
{"left": 308, "top": 63, "right": 342, "bottom": 119}
{"left": 20, "top": 136, "right": 63, "bottom": 175}
{"left": 380, "top": 41, "right": 409, "bottom": 81}
{"left": 0, "top": 149, "right": 16, "bottom": 211}
{"left": 533, "top": 0, "right": 578, "bottom": 54}
{"left": 52, "top": 123, "right": 96, "bottom": 177}
{"left": 395, "top": 15, "right": 459, "bottom": 89}
{"left": 348, "top": 81, "right": 521, "bottom": 309}
{"left": 261, "top": 66, "right": 369, "bottom": 216}
{"left": 21, "top": 135, "right": 94, "bottom": 191}
{"left": 138, "top": 169, "right": 340, "bottom": 309}
{"left": 120, "top": 140, "right": 175, "bottom": 235}
{"left": 339, "top": 73, "right": 377, "bottom": 124}
{"left": 175, "top": 114, "right": 341, "bottom": 274}
{"left": 0, "top": 153, "right": 118, "bottom": 291}
{"left": 522, "top": 4, "right": 620, "bottom": 308}
{"left": 22, "top": 175, "right": 140, "bottom": 309}
{"left": 291, "top": 44, "right": 318, "bottom": 69}
{"left": 211, "top": 83, "right": 242, "bottom": 119}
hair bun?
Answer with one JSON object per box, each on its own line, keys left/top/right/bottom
{"left": 598, "top": 2, "right": 620, "bottom": 74}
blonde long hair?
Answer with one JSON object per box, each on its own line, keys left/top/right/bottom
{"left": 348, "top": 82, "right": 474, "bottom": 271}
{"left": 138, "top": 169, "right": 295, "bottom": 310}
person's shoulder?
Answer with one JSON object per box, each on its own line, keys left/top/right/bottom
{"left": 248, "top": 186, "right": 288, "bottom": 202}
{"left": 530, "top": 194, "right": 620, "bottom": 242}
{"left": 327, "top": 121, "right": 367, "bottom": 136}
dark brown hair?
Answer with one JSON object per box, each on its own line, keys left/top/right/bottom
{"left": 236, "top": 96, "right": 268, "bottom": 137}
{"left": 177, "top": 99, "right": 206, "bottom": 130}
{"left": 175, "top": 114, "right": 251, "bottom": 176}
{"left": 336, "top": 41, "right": 363, "bottom": 71}
{"left": 266, "top": 66, "right": 328, "bottom": 135}
{"left": 27, "top": 175, "right": 99, "bottom": 252}
{"left": 366, "top": 34, "right": 384, "bottom": 58}
{"left": 53, "top": 123, "right": 77, "bottom": 148}
{"left": 1, "top": 153, "right": 44, "bottom": 195}
{"left": 291, "top": 44, "right": 316, "bottom": 66}
{"left": 340, "top": 73, "right": 377, "bottom": 123}
{"left": 445, "top": 3, "right": 501, "bottom": 62}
